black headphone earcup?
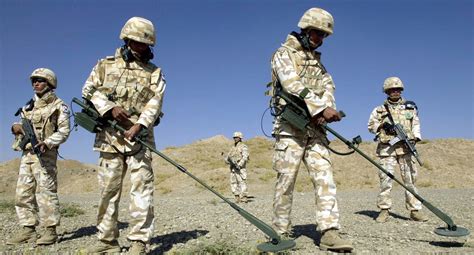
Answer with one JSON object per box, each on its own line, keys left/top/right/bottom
{"left": 301, "top": 35, "right": 311, "bottom": 50}
{"left": 121, "top": 46, "right": 135, "bottom": 62}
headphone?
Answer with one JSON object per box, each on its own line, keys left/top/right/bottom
{"left": 291, "top": 31, "right": 323, "bottom": 50}
{"left": 120, "top": 41, "right": 154, "bottom": 63}
{"left": 291, "top": 31, "right": 311, "bottom": 50}
{"left": 120, "top": 45, "right": 135, "bottom": 63}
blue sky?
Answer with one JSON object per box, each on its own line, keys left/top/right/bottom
{"left": 1, "top": 0, "right": 472, "bottom": 164}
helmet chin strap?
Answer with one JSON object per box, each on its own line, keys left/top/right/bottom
{"left": 125, "top": 40, "right": 153, "bottom": 63}
{"left": 300, "top": 30, "right": 323, "bottom": 50}
{"left": 310, "top": 40, "right": 323, "bottom": 50}
{"left": 35, "top": 86, "right": 51, "bottom": 98}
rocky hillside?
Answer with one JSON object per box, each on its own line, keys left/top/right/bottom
{"left": 0, "top": 137, "right": 472, "bottom": 196}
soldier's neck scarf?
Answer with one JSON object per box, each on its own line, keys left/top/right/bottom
{"left": 386, "top": 97, "right": 403, "bottom": 105}
{"left": 35, "top": 91, "right": 57, "bottom": 108}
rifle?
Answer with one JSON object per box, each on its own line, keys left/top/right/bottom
{"left": 14, "top": 100, "right": 46, "bottom": 168}
{"left": 72, "top": 97, "right": 295, "bottom": 252}
{"left": 272, "top": 88, "right": 469, "bottom": 237}
{"left": 383, "top": 104, "right": 423, "bottom": 166}
{"left": 228, "top": 158, "right": 240, "bottom": 170}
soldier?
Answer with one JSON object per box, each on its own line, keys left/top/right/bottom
{"left": 368, "top": 77, "right": 428, "bottom": 223}
{"left": 81, "top": 17, "right": 166, "bottom": 254}
{"left": 224, "top": 132, "right": 249, "bottom": 203}
{"left": 7, "top": 68, "right": 70, "bottom": 245}
{"left": 270, "top": 8, "right": 353, "bottom": 252}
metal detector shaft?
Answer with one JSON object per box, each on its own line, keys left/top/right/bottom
{"left": 108, "top": 121, "right": 281, "bottom": 241}
{"left": 322, "top": 124, "right": 458, "bottom": 230}
{"left": 72, "top": 97, "right": 281, "bottom": 241}
{"left": 72, "top": 98, "right": 281, "bottom": 242}
{"left": 67, "top": 100, "right": 280, "bottom": 244}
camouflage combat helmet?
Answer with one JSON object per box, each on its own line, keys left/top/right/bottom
{"left": 30, "top": 68, "right": 57, "bottom": 88}
{"left": 120, "top": 17, "right": 156, "bottom": 46}
{"left": 298, "top": 8, "right": 334, "bottom": 36}
{"left": 233, "top": 132, "right": 243, "bottom": 139}
{"left": 383, "top": 77, "right": 404, "bottom": 93}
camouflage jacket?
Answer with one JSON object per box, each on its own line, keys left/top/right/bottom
{"left": 271, "top": 34, "right": 336, "bottom": 139}
{"left": 12, "top": 91, "right": 70, "bottom": 157}
{"left": 225, "top": 141, "right": 249, "bottom": 170}
{"left": 82, "top": 48, "right": 166, "bottom": 153}
{"left": 368, "top": 98, "right": 421, "bottom": 156}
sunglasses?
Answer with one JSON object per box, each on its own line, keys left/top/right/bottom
{"left": 32, "top": 77, "right": 47, "bottom": 83}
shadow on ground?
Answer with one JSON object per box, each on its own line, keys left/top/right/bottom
{"left": 293, "top": 224, "right": 321, "bottom": 245}
{"left": 60, "top": 221, "right": 129, "bottom": 242}
{"left": 355, "top": 210, "right": 410, "bottom": 221}
{"left": 149, "top": 229, "right": 209, "bottom": 254}
{"left": 218, "top": 195, "right": 256, "bottom": 204}
{"left": 428, "top": 241, "right": 465, "bottom": 248}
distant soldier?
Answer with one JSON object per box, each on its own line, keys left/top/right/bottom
{"left": 224, "top": 132, "right": 249, "bottom": 203}
{"left": 82, "top": 17, "right": 165, "bottom": 254}
{"left": 8, "top": 68, "right": 70, "bottom": 245}
{"left": 368, "top": 77, "right": 428, "bottom": 223}
{"left": 269, "top": 8, "right": 353, "bottom": 252}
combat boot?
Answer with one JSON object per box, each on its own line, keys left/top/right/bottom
{"left": 376, "top": 209, "right": 390, "bottom": 223}
{"left": 241, "top": 195, "right": 248, "bottom": 203}
{"left": 85, "top": 240, "right": 121, "bottom": 253}
{"left": 7, "top": 225, "right": 36, "bottom": 244}
{"left": 410, "top": 210, "right": 428, "bottom": 222}
{"left": 129, "top": 240, "right": 146, "bottom": 255}
{"left": 234, "top": 195, "right": 241, "bottom": 203}
{"left": 36, "top": 226, "right": 58, "bottom": 245}
{"left": 319, "top": 229, "right": 353, "bottom": 252}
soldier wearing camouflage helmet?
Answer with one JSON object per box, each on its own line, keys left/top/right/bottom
{"left": 224, "top": 132, "right": 250, "bottom": 203}
{"left": 82, "top": 17, "right": 166, "bottom": 254}
{"left": 368, "top": 77, "right": 428, "bottom": 223}
{"left": 269, "top": 7, "right": 353, "bottom": 252}
{"left": 7, "top": 68, "right": 70, "bottom": 246}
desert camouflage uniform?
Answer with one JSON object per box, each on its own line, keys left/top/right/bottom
{"left": 368, "top": 99, "right": 422, "bottom": 211}
{"left": 82, "top": 47, "right": 165, "bottom": 243}
{"left": 224, "top": 141, "right": 249, "bottom": 198}
{"left": 271, "top": 34, "right": 340, "bottom": 234}
{"left": 12, "top": 91, "right": 70, "bottom": 227}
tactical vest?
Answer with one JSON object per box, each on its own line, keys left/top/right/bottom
{"left": 100, "top": 55, "right": 161, "bottom": 122}
{"left": 269, "top": 35, "right": 333, "bottom": 138}
{"left": 27, "top": 92, "right": 62, "bottom": 142}
{"left": 277, "top": 35, "right": 327, "bottom": 97}
{"left": 228, "top": 143, "right": 246, "bottom": 165}
{"left": 377, "top": 100, "right": 416, "bottom": 143}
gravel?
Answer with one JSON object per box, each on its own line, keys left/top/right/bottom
{"left": 0, "top": 188, "right": 473, "bottom": 254}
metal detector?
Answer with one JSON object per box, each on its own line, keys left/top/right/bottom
{"left": 72, "top": 97, "right": 295, "bottom": 252}
{"left": 322, "top": 121, "right": 470, "bottom": 237}
{"left": 272, "top": 87, "right": 469, "bottom": 237}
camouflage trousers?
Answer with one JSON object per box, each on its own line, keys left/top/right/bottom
{"left": 15, "top": 150, "right": 60, "bottom": 227}
{"left": 272, "top": 136, "right": 340, "bottom": 234}
{"left": 96, "top": 148, "right": 155, "bottom": 243}
{"left": 230, "top": 167, "right": 247, "bottom": 197}
{"left": 377, "top": 154, "right": 422, "bottom": 211}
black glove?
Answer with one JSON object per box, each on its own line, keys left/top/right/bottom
{"left": 382, "top": 122, "right": 396, "bottom": 135}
